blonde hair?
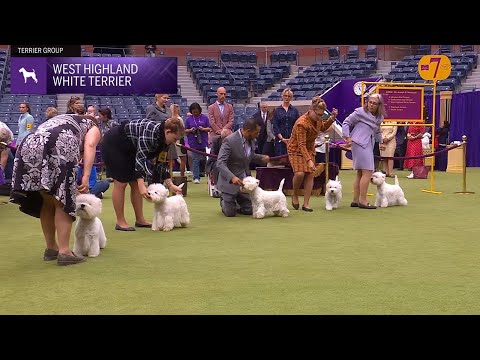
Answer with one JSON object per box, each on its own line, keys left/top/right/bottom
{"left": 0, "top": 128, "right": 13, "bottom": 144}
{"left": 45, "top": 106, "right": 58, "bottom": 119}
{"left": 281, "top": 88, "right": 293, "bottom": 98}
{"left": 164, "top": 117, "right": 185, "bottom": 136}
{"left": 155, "top": 94, "right": 169, "bottom": 101}
{"left": 170, "top": 103, "right": 180, "bottom": 118}
{"left": 67, "top": 96, "right": 84, "bottom": 114}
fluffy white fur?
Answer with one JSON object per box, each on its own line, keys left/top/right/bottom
{"left": 146, "top": 183, "right": 190, "bottom": 231}
{"left": 325, "top": 176, "right": 342, "bottom": 211}
{"left": 370, "top": 172, "right": 408, "bottom": 208}
{"left": 241, "top": 176, "right": 289, "bottom": 219}
{"left": 422, "top": 132, "right": 431, "bottom": 150}
{"left": 73, "top": 194, "right": 107, "bottom": 257}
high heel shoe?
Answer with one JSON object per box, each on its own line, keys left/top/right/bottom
{"left": 292, "top": 201, "right": 300, "bottom": 210}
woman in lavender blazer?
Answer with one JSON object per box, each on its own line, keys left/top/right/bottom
{"left": 342, "top": 93, "right": 385, "bottom": 209}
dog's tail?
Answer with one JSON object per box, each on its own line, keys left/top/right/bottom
{"left": 394, "top": 175, "right": 399, "bottom": 186}
{"left": 32, "top": 68, "right": 35, "bottom": 73}
{"left": 278, "top": 178, "right": 285, "bottom": 192}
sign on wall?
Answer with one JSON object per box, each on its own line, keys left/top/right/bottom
{"left": 377, "top": 87, "right": 424, "bottom": 122}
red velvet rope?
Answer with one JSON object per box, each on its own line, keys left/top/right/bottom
{"left": 178, "top": 142, "right": 463, "bottom": 162}
{"left": 329, "top": 142, "right": 462, "bottom": 160}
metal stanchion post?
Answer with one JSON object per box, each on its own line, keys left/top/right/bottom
{"left": 324, "top": 135, "right": 330, "bottom": 183}
{"left": 454, "top": 135, "right": 475, "bottom": 194}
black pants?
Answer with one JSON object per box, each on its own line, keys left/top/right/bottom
{"left": 394, "top": 141, "right": 407, "bottom": 169}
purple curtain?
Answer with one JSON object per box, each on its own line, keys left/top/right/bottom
{"left": 449, "top": 91, "right": 480, "bottom": 166}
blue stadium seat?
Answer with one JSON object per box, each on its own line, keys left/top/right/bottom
{"left": 365, "top": 45, "right": 377, "bottom": 59}
{"left": 347, "top": 45, "right": 359, "bottom": 59}
{"left": 328, "top": 47, "right": 340, "bottom": 61}
{"left": 439, "top": 45, "right": 453, "bottom": 55}
{"left": 417, "top": 45, "right": 431, "bottom": 55}
{"left": 460, "top": 45, "right": 474, "bottom": 52}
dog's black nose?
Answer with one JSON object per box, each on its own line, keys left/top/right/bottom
{"left": 80, "top": 204, "right": 85, "bottom": 208}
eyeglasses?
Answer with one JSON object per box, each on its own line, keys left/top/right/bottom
{"left": 368, "top": 101, "right": 380, "bottom": 106}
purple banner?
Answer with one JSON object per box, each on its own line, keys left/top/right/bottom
{"left": 11, "top": 57, "right": 178, "bottom": 95}
{"left": 378, "top": 87, "right": 423, "bottom": 122}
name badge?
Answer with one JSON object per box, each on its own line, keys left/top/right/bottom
{"left": 26, "top": 123, "right": 33, "bottom": 130}
{"left": 157, "top": 151, "right": 167, "bottom": 163}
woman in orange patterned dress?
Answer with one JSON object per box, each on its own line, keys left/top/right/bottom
{"left": 287, "top": 97, "right": 338, "bottom": 212}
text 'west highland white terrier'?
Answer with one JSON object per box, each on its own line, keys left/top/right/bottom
{"left": 325, "top": 176, "right": 342, "bottom": 211}
{"left": 241, "top": 176, "right": 289, "bottom": 219}
{"left": 370, "top": 172, "right": 408, "bottom": 208}
{"left": 73, "top": 194, "right": 107, "bottom": 257}
{"left": 146, "top": 183, "right": 190, "bottom": 231}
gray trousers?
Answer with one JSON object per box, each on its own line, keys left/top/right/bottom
{"left": 220, "top": 191, "right": 252, "bottom": 217}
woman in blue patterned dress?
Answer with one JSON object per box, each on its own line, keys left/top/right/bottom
{"left": 10, "top": 114, "right": 102, "bottom": 266}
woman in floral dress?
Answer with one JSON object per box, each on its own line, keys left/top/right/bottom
{"left": 10, "top": 114, "right": 101, "bottom": 266}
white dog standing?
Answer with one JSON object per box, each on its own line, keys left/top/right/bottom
{"left": 241, "top": 176, "right": 289, "bottom": 219}
{"left": 371, "top": 171, "right": 408, "bottom": 208}
{"left": 73, "top": 194, "right": 107, "bottom": 257}
{"left": 325, "top": 176, "right": 342, "bottom": 211}
{"left": 147, "top": 183, "right": 190, "bottom": 231}
{"left": 422, "top": 132, "right": 431, "bottom": 150}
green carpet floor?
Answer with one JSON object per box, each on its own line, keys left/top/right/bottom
{"left": 1, "top": 168, "right": 479, "bottom": 314}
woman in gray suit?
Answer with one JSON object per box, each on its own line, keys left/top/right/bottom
{"left": 342, "top": 93, "right": 385, "bottom": 209}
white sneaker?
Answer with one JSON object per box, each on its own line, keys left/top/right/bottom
{"left": 407, "top": 172, "right": 414, "bottom": 179}
{"left": 193, "top": 179, "right": 200, "bottom": 184}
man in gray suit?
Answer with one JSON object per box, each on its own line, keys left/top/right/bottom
{"left": 216, "top": 118, "right": 270, "bottom": 217}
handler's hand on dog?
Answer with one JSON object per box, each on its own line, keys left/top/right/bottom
{"left": 77, "top": 175, "right": 90, "bottom": 193}
{"left": 231, "top": 176, "right": 243, "bottom": 187}
{"left": 171, "top": 184, "right": 183, "bottom": 195}
{"left": 139, "top": 184, "right": 150, "bottom": 199}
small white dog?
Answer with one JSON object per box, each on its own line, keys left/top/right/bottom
{"left": 147, "top": 183, "right": 190, "bottom": 231}
{"left": 370, "top": 172, "right": 408, "bottom": 208}
{"left": 422, "top": 132, "right": 432, "bottom": 150}
{"left": 241, "top": 176, "right": 289, "bottom": 219}
{"left": 19, "top": 67, "right": 38, "bottom": 83}
{"left": 73, "top": 194, "right": 107, "bottom": 257}
{"left": 325, "top": 176, "right": 342, "bottom": 211}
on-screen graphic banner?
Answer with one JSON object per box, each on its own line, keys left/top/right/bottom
{"left": 10, "top": 57, "right": 178, "bottom": 95}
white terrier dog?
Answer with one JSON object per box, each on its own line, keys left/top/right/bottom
{"left": 19, "top": 67, "right": 38, "bottom": 83}
{"left": 370, "top": 171, "right": 408, "bottom": 208}
{"left": 422, "top": 132, "right": 431, "bottom": 150}
{"left": 73, "top": 194, "right": 107, "bottom": 257}
{"left": 325, "top": 176, "right": 342, "bottom": 211}
{"left": 241, "top": 176, "right": 289, "bottom": 219}
{"left": 146, "top": 183, "right": 190, "bottom": 231}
